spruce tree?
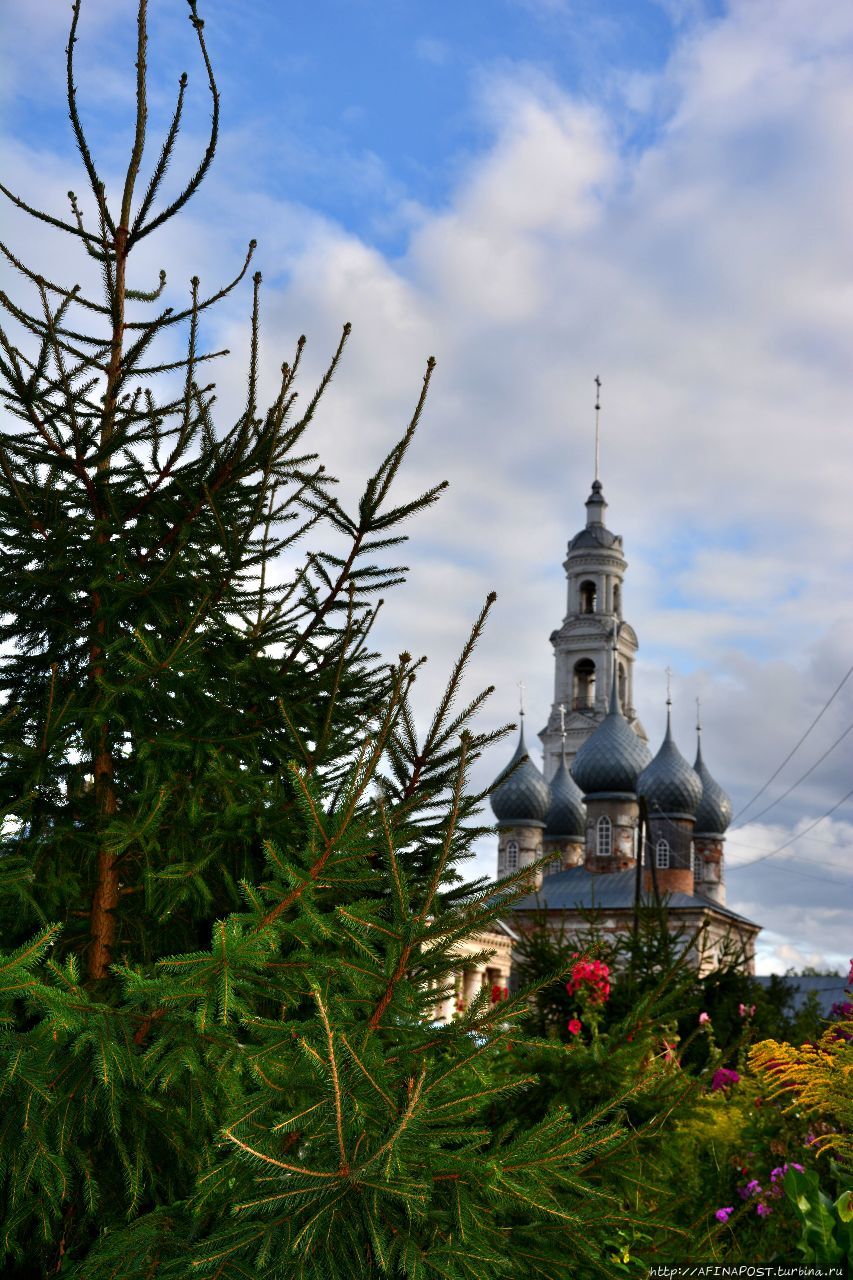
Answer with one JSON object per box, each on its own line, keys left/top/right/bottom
{"left": 0, "top": 4, "right": 687, "bottom": 1276}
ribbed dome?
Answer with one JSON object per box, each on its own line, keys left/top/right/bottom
{"left": 693, "top": 736, "right": 733, "bottom": 834}
{"left": 490, "top": 724, "right": 550, "bottom": 826}
{"left": 545, "top": 752, "right": 586, "bottom": 838}
{"left": 637, "top": 709, "right": 702, "bottom": 818}
{"left": 571, "top": 665, "right": 652, "bottom": 797}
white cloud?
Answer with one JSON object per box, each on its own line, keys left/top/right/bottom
{"left": 4, "top": 0, "right": 853, "bottom": 970}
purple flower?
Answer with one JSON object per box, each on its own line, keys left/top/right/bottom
{"left": 710, "top": 1067, "right": 741, "bottom": 1092}
{"left": 715, "top": 1207, "right": 734, "bottom": 1223}
{"left": 770, "top": 1166, "right": 784, "bottom": 1182}
{"left": 745, "top": 1179, "right": 762, "bottom": 1197}
{"left": 756, "top": 1203, "right": 772, "bottom": 1218}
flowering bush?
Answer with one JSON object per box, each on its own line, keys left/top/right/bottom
{"left": 566, "top": 954, "right": 611, "bottom": 1004}
{"left": 710, "top": 1067, "right": 741, "bottom": 1092}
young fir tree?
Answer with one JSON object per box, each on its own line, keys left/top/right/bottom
{"left": 0, "top": 4, "right": 686, "bottom": 1276}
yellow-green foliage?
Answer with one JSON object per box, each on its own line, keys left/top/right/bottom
{"left": 750, "top": 1017, "right": 853, "bottom": 1171}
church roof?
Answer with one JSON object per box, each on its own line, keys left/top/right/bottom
{"left": 570, "top": 663, "right": 652, "bottom": 797}
{"left": 545, "top": 751, "right": 586, "bottom": 838}
{"left": 693, "top": 735, "right": 733, "bottom": 835}
{"left": 489, "top": 723, "right": 550, "bottom": 827}
{"left": 637, "top": 707, "right": 702, "bottom": 819}
{"left": 510, "top": 866, "right": 758, "bottom": 927}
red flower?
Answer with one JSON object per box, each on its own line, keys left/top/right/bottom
{"left": 567, "top": 1018, "right": 582, "bottom": 1035}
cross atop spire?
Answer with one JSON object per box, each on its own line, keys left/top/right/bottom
{"left": 594, "top": 375, "right": 602, "bottom": 483}
{"left": 696, "top": 696, "right": 702, "bottom": 733}
{"left": 665, "top": 665, "right": 673, "bottom": 707}
{"left": 518, "top": 679, "right": 526, "bottom": 719}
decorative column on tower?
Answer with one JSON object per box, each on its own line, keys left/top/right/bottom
{"left": 637, "top": 681, "right": 703, "bottom": 897}
{"left": 539, "top": 381, "right": 646, "bottom": 780}
{"left": 691, "top": 704, "right": 733, "bottom": 906}
{"left": 489, "top": 685, "right": 550, "bottom": 889}
{"left": 570, "top": 654, "right": 652, "bottom": 874}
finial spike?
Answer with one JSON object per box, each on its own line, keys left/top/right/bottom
{"left": 594, "top": 375, "right": 602, "bottom": 483}
{"left": 696, "top": 696, "right": 702, "bottom": 733}
{"left": 518, "top": 679, "right": 526, "bottom": 719}
{"left": 665, "top": 665, "right": 673, "bottom": 707}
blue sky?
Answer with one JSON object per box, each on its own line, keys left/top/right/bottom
{"left": 2, "top": 0, "right": 852, "bottom": 973}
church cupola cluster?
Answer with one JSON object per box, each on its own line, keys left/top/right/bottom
{"left": 570, "top": 656, "right": 652, "bottom": 872}
{"left": 478, "top": 384, "right": 759, "bottom": 986}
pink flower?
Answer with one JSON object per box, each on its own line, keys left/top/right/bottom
{"left": 698, "top": 1011, "right": 711, "bottom": 1025}
{"left": 710, "top": 1067, "right": 741, "bottom": 1092}
{"left": 756, "top": 1203, "right": 772, "bottom": 1218}
{"left": 738, "top": 1002, "right": 756, "bottom": 1018}
{"left": 567, "top": 1018, "right": 582, "bottom": 1036}
{"left": 715, "top": 1207, "right": 734, "bottom": 1223}
{"left": 745, "top": 1179, "right": 762, "bottom": 1197}
{"left": 847, "top": 957, "right": 853, "bottom": 986}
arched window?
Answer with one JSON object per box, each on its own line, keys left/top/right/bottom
{"left": 506, "top": 840, "right": 518, "bottom": 871}
{"left": 579, "top": 580, "right": 597, "bottom": 614}
{"left": 613, "top": 582, "right": 621, "bottom": 617}
{"left": 694, "top": 852, "right": 704, "bottom": 883}
{"left": 596, "top": 816, "right": 612, "bottom": 857}
{"left": 573, "top": 659, "right": 596, "bottom": 711}
{"left": 655, "top": 839, "right": 670, "bottom": 869}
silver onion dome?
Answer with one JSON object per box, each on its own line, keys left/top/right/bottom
{"left": 571, "top": 662, "right": 652, "bottom": 797}
{"left": 693, "top": 735, "right": 733, "bottom": 835}
{"left": 545, "top": 750, "right": 586, "bottom": 838}
{"left": 490, "top": 723, "right": 550, "bottom": 826}
{"left": 637, "top": 707, "right": 702, "bottom": 819}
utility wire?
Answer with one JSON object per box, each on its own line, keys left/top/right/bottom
{"left": 731, "top": 719, "right": 853, "bottom": 828}
{"left": 731, "top": 661, "right": 853, "bottom": 824}
{"left": 727, "top": 784, "right": 853, "bottom": 870}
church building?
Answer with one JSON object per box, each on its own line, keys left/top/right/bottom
{"left": 483, "top": 467, "right": 761, "bottom": 983}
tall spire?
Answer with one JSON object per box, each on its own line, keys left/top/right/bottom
{"left": 594, "top": 374, "right": 602, "bottom": 483}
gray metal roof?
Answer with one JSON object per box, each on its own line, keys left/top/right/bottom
{"left": 509, "top": 865, "right": 759, "bottom": 926}
{"left": 693, "top": 736, "right": 733, "bottom": 835}
{"left": 637, "top": 709, "right": 702, "bottom": 819}
{"left": 752, "top": 974, "right": 851, "bottom": 1017}
{"left": 545, "top": 752, "right": 586, "bottom": 838}
{"left": 489, "top": 724, "right": 550, "bottom": 826}
{"left": 571, "top": 666, "right": 652, "bottom": 797}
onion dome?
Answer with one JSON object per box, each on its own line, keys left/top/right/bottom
{"left": 490, "top": 721, "right": 550, "bottom": 827}
{"left": 545, "top": 749, "right": 586, "bottom": 838}
{"left": 637, "top": 706, "right": 702, "bottom": 819}
{"left": 693, "top": 734, "right": 733, "bottom": 835}
{"left": 571, "top": 662, "right": 652, "bottom": 797}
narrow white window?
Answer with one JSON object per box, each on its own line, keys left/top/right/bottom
{"left": 655, "top": 839, "right": 670, "bottom": 869}
{"left": 596, "top": 816, "right": 612, "bottom": 857}
{"left": 506, "top": 840, "right": 519, "bottom": 871}
{"left": 694, "top": 852, "right": 703, "bottom": 883}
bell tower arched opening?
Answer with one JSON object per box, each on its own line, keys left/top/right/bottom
{"left": 579, "top": 580, "right": 597, "bottom": 614}
{"left": 572, "top": 659, "right": 596, "bottom": 711}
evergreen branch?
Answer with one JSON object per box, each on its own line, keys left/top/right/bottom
{"left": 132, "top": 0, "right": 220, "bottom": 243}
{"left": 313, "top": 989, "right": 348, "bottom": 1173}
{"left": 66, "top": 1, "right": 116, "bottom": 237}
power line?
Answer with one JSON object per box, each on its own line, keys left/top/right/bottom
{"left": 727, "top": 784, "right": 853, "bottom": 870}
{"left": 731, "top": 719, "right": 853, "bottom": 828}
{"left": 731, "top": 661, "right": 853, "bottom": 825}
